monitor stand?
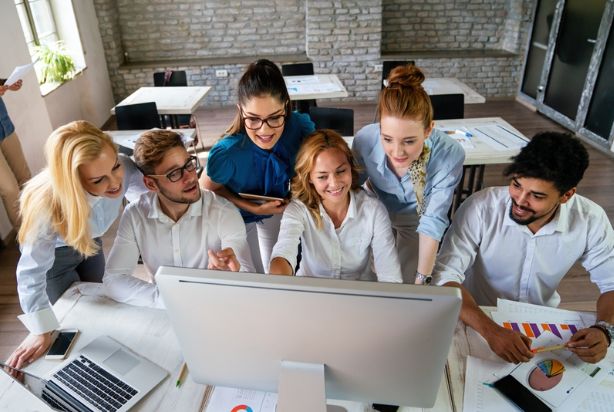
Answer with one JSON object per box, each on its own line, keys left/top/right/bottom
{"left": 277, "top": 361, "right": 347, "bottom": 412}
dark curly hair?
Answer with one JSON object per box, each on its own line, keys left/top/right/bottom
{"left": 504, "top": 131, "right": 589, "bottom": 194}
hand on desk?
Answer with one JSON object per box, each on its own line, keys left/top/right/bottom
{"left": 6, "top": 332, "right": 53, "bottom": 370}
{"left": 567, "top": 327, "right": 609, "bottom": 363}
{"left": 208, "top": 248, "right": 240, "bottom": 272}
{"left": 483, "top": 323, "right": 534, "bottom": 364}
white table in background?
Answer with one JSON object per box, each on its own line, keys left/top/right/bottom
{"left": 1, "top": 287, "right": 456, "bottom": 411}
{"left": 435, "top": 117, "right": 529, "bottom": 211}
{"left": 284, "top": 74, "right": 349, "bottom": 101}
{"left": 106, "top": 128, "right": 197, "bottom": 152}
{"left": 110, "top": 86, "right": 211, "bottom": 115}
{"left": 423, "top": 78, "right": 485, "bottom": 104}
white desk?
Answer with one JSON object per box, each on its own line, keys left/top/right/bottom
{"left": 423, "top": 78, "right": 485, "bottom": 104}
{"left": 284, "top": 74, "right": 349, "bottom": 101}
{"left": 111, "top": 86, "right": 211, "bottom": 115}
{"left": 435, "top": 117, "right": 529, "bottom": 166}
{"left": 106, "top": 128, "right": 197, "bottom": 152}
{"left": 2, "top": 288, "right": 456, "bottom": 411}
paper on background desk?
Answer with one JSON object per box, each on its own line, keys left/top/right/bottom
{"left": 4, "top": 63, "right": 34, "bottom": 86}
{"left": 206, "top": 387, "right": 370, "bottom": 412}
{"left": 440, "top": 129, "right": 476, "bottom": 150}
{"left": 285, "top": 75, "right": 320, "bottom": 85}
{"left": 287, "top": 82, "right": 343, "bottom": 95}
{"left": 469, "top": 124, "right": 528, "bottom": 151}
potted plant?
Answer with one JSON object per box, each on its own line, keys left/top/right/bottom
{"left": 35, "top": 41, "right": 76, "bottom": 84}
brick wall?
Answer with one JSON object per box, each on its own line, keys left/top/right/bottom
{"left": 118, "top": 0, "right": 305, "bottom": 62}
{"left": 382, "top": 0, "right": 511, "bottom": 52}
{"left": 93, "top": 0, "right": 536, "bottom": 106}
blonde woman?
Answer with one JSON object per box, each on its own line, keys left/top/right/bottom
{"left": 7, "top": 121, "right": 144, "bottom": 369}
{"left": 269, "top": 130, "right": 402, "bottom": 282}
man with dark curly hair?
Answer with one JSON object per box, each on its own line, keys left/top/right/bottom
{"left": 433, "top": 131, "right": 614, "bottom": 365}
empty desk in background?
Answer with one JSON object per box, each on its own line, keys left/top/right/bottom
{"left": 423, "top": 78, "right": 486, "bottom": 104}
{"left": 284, "top": 74, "right": 349, "bottom": 101}
{"left": 111, "top": 87, "right": 211, "bottom": 116}
{"left": 2, "top": 286, "right": 456, "bottom": 411}
{"left": 106, "top": 129, "right": 197, "bottom": 153}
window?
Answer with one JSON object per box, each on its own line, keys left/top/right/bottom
{"left": 14, "top": 0, "right": 86, "bottom": 91}
{"left": 15, "top": 0, "right": 60, "bottom": 58}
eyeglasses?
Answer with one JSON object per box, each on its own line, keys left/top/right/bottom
{"left": 147, "top": 156, "right": 201, "bottom": 182}
{"left": 241, "top": 108, "right": 286, "bottom": 130}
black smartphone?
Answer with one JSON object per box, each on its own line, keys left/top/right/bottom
{"left": 45, "top": 329, "right": 79, "bottom": 360}
{"left": 492, "top": 374, "right": 552, "bottom": 412}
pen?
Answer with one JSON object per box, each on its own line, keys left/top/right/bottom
{"left": 175, "top": 362, "right": 187, "bottom": 387}
{"left": 530, "top": 343, "right": 567, "bottom": 353}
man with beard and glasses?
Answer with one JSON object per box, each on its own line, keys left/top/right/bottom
{"left": 433, "top": 132, "right": 614, "bottom": 365}
{"left": 93, "top": 129, "right": 255, "bottom": 308}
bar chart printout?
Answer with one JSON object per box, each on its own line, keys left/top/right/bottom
{"left": 502, "top": 322, "right": 579, "bottom": 339}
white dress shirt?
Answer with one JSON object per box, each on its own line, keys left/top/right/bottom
{"left": 16, "top": 156, "right": 146, "bottom": 335}
{"left": 103, "top": 189, "right": 255, "bottom": 308}
{"left": 433, "top": 186, "right": 614, "bottom": 307}
{"left": 271, "top": 190, "right": 402, "bottom": 282}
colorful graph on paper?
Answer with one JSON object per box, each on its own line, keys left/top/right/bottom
{"left": 502, "top": 321, "right": 579, "bottom": 339}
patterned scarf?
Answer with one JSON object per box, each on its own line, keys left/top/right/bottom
{"left": 406, "top": 145, "right": 431, "bottom": 216}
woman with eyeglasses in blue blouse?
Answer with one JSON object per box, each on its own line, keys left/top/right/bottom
{"left": 202, "top": 59, "right": 315, "bottom": 273}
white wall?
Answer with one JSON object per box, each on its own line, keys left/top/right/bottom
{"left": 0, "top": 0, "right": 114, "bottom": 240}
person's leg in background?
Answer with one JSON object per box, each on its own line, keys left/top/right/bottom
{"left": 256, "top": 213, "right": 282, "bottom": 273}
{"left": 391, "top": 213, "right": 419, "bottom": 284}
{"left": 75, "top": 238, "right": 105, "bottom": 282}
{"left": 246, "top": 221, "right": 264, "bottom": 273}
{"left": 1, "top": 132, "right": 31, "bottom": 185}
{"left": 0, "top": 131, "right": 32, "bottom": 230}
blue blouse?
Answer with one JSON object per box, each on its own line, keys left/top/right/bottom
{"left": 207, "top": 111, "right": 315, "bottom": 223}
{"left": 353, "top": 123, "right": 465, "bottom": 241}
{"left": 0, "top": 97, "right": 15, "bottom": 141}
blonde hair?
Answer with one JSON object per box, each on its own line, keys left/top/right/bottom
{"left": 377, "top": 64, "right": 433, "bottom": 129}
{"left": 291, "top": 129, "right": 360, "bottom": 228}
{"left": 18, "top": 121, "right": 117, "bottom": 256}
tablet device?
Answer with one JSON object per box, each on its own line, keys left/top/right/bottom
{"left": 238, "top": 193, "right": 286, "bottom": 202}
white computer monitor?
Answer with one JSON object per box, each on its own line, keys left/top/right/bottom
{"left": 156, "top": 267, "right": 461, "bottom": 411}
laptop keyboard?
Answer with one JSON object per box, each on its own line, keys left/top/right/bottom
{"left": 51, "top": 355, "right": 138, "bottom": 412}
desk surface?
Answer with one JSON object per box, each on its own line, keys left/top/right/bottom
{"left": 3, "top": 288, "right": 456, "bottom": 411}
{"left": 106, "top": 128, "right": 196, "bottom": 151}
{"left": 423, "top": 78, "right": 486, "bottom": 104}
{"left": 284, "top": 74, "right": 349, "bottom": 101}
{"left": 111, "top": 86, "right": 212, "bottom": 115}
{"left": 435, "top": 117, "right": 529, "bottom": 166}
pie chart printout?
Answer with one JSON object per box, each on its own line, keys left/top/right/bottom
{"left": 528, "top": 359, "right": 565, "bottom": 391}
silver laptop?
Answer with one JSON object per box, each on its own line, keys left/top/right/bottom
{"left": 39, "top": 335, "right": 167, "bottom": 412}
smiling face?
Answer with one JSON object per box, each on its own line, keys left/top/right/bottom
{"left": 508, "top": 176, "right": 575, "bottom": 233}
{"left": 309, "top": 147, "right": 352, "bottom": 209}
{"left": 380, "top": 115, "right": 433, "bottom": 177}
{"left": 240, "top": 95, "right": 287, "bottom": 150}
{"left": 79, "top": 144, "right": 124, "bottom": 198}
{"left": 144, "top": 146, "right": 201, "bottom": 206}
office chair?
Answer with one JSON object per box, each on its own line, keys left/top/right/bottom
{"left": 281, "top": 62, "right": 317, "bottom": 114}
{"left": 308, "top": 107, "right": 354, "bottom": 137}
{"left": 115, "top": 102, "right": 162, "bottom": 156}
{"left": 429, "top": 93, "right": 465, "bottom": 120}
{"left": 153, "top": 70, "right": 188, "bottom": 87}
{"left": 153, "top": 70, "right": 191, "bottom": 127}
{"left": 381, "top": 60, "right": 415, "bottom": 89}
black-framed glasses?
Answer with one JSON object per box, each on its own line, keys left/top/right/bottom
{"left": 241, "top": 108, "right": 286, "bottom": 130}
{"left": 147, "top": 156, "right": 201, "bottom": 182}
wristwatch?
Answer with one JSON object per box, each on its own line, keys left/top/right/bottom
{"left": 591, "top": 321, "right": 614, "bottom": 346}
{"left": 415, "top": 271, "right": 432, "bottom": 285}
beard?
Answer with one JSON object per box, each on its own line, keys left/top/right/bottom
{"left": 508, "top": 199, "right": 559, "bottom": 226}
{"left": 157, "top": 180, "right": 201, "bottom": 205}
